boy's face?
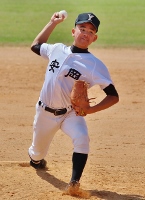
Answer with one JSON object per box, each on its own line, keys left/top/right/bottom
{"left": 72, "top": 22, "right": 98, "bottom": 49}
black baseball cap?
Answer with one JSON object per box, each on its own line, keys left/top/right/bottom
{"left": 75, "top": 12, "right": 100, "bottom": 31}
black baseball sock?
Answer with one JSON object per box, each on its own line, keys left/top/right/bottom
{"left": 71, "top": 152, "right": 88, "bottom": 182}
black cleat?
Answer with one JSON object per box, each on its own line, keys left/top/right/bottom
{"left": 30, "top": 159, "right": 47, "bottom": 169}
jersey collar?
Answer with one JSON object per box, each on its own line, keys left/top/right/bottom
{"left": 70, "top": 45, "right": 89, "bottom": 53}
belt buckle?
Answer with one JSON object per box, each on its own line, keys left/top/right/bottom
{"left": 54, "top": 109, "right": 59, "bottom": 116}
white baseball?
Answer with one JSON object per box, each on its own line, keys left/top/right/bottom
{"left": 59, "top": 10, "right": 68, "bottom": 19}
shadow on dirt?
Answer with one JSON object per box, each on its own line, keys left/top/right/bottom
{"left": 36, "top": 169, "right": 145, "bottom": 200}
{"left": 36, "top": 168, "right": 67, "bottom": 190}
{"left": 89, "top": 190, "right": 145, "bottom": 200}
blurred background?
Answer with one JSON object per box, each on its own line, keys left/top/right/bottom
{"left": 0, "top": 0, "right": 145, "bottom": 48}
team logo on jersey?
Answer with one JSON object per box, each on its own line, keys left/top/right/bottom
{"left": 49, "top": 59, "right": 60, "bottom": 73}
{"left": 65, "top": 68, "right": 81, "bottom": 80}
{"left": 88, "top": 14, "right": 94, "bottom": 21}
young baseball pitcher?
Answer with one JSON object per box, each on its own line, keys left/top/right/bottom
{"left": 28, "top": 11, "right": 119, "bottom": 195}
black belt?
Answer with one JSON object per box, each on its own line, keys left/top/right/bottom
{"left": 38, "top": 101, "right": 67, "bottom": 116}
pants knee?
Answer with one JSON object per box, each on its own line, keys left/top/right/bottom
{"left": 73, "top": 135, "right": 90, "bottom": 154}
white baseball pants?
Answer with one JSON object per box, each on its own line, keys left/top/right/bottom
{"left": 28, "top": 103, "right": 90, "bottom": 161}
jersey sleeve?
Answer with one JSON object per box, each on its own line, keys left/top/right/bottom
{"left": 91, "top": 58, "right": 113, "bottom": 90}
{"left": 40, "top": 43, "right": 56, "bottom": 60}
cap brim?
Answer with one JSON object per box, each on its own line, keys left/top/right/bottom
{"left": 75, "top": 20, "right": 97, "bottom": 30}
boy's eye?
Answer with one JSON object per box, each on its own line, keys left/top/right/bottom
{"left": 89, "top": 31, "right": 94, "bottom": 34}
{"left": 79, "top": 27, "right": 95, "bottom": 35}
{"left": 80, "top": 28, "right": 85, "bottom": 31}
{"left": 82, "top": 28, "right": 91, "bottom": 33}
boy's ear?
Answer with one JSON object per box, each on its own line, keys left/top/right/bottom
{"left": 72, "top": 28, "right": 75, "bottom": 37}
{"left": 93, "top": 34, "right": 98, "bottom": 42}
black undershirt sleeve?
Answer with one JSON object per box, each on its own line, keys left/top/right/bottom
{"left": 31, "top": 43, "right": 42, "bottom": 55}
{"left": 103, "top": 84, "right": 119, "bottom": 97}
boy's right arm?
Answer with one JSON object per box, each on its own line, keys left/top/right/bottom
{"left": 31, "top": 12, "right": 65, "bottom": 48}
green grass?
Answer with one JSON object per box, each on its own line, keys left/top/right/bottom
{"left": 0, "top": 0, "right": 145, "bottom": 48}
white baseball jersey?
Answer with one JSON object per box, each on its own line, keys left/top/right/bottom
{"left": 39, "top": 43, "right": 113, "bottom": 109}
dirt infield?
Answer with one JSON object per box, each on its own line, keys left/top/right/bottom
{"left": 0, "top": 47, "right": 145, "bottom": 200}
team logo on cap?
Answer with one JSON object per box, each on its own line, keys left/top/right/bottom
{"left": 88, "top": 14, "right": 94, "bottom": 21}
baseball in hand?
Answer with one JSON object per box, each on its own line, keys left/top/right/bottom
{"left": 59, "top": 10, "right": 68, "bottom": 19}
